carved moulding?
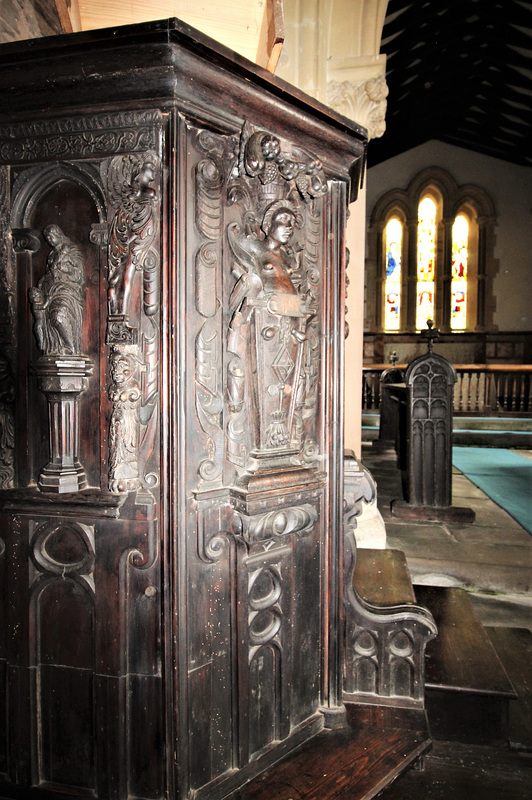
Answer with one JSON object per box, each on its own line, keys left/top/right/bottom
{"left": 193, "top": 129, "right": 229, "bottom": 489}
{"left": 342, "top": 452, "right": 437, "bottom": 707}
{"left": 0, "top": 110, "right": 163, "bottom": 166}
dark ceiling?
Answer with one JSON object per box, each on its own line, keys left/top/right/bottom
{"left": 367, "top": 0, "right": 532, "bottom": 168}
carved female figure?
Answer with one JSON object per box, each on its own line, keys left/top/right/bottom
{"left": 29, "top": 225, "right": 85, "bottom": 356}
{"left": 108, "top": 157, "right": 157, "bottom": 319}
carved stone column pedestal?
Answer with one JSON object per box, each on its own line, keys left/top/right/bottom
{"left": 33, "top": 356, "right": 93, "bottom": 493}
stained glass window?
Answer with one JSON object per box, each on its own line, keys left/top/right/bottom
{"left": 451, "top": 213, "right": 468, "bottom": 330}
{"left": 384, "top": 217, "right": 402, "bottom": 330}
{"left": 416, "top": 196, "right": 436, "bottom": 329}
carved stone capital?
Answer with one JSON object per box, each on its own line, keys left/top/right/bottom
{"left": 327, "top": 74, "right": 388, "bottom": 140}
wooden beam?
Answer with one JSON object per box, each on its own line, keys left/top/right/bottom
{"left": 53, "top": 0, "right": 76, "bottom": 33}
{"left": 255, "top": 0, "right": 284, "bottom": 73}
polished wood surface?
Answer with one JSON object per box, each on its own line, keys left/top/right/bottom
{"left": 232, "top": 704, "right": 431, "bottom": 800}
{"left": 0, "top": 18, "right": 374, "bottom": 800}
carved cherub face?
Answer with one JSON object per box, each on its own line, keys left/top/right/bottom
{"left": 111, "top": 352, "right": 133, "bottom": 385}
{"left": 269, "top": 209, "right": 295, "bottom": 245}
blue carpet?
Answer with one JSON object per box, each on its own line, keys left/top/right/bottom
{"left": 452, "top": 447, "right": 532, "bottom": 535}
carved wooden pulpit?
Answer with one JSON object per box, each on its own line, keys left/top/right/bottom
{"left": 0, "top": 19, "right": 436, "bottom": 800}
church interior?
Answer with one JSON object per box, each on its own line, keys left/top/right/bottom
{"left": 0, "top": 2, "right": 530, "bottom": 799}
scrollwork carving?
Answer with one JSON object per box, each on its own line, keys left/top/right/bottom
{"left": 196, "top": 496, "right": 240, "bottom": 564}
{"left": 195, "top": 243, "right": 218, "bottom": 319}
{"left": 196, "top": 317, "right": 224, "bottom": 484}
{"left": 195, "top": 158, "right": 223, "bottom": 240}
{"left": 193, "top": 131, "right": 226, "bottom": 487}
{"left": 241, "top": 503, "right": 317, "bottom": 544}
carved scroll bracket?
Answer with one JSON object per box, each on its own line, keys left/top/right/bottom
{"left": 11, "top": 228, "right": 41, "bottom": 253}
{"left": 194, "top": 489, "right": 241, "bottom": 564}
{"left": 238, "top": 503, "right": 318, "bottom": 546}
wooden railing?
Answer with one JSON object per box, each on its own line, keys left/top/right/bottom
{"left": 362, "top": 364, "right": 532, "bottom": 415}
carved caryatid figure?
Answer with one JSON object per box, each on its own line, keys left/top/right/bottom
{"left": 29, "top": 225, "right": 84, "bottom": 356}
{"left": 107, "top": 156, "right": 157, "bottom": 318}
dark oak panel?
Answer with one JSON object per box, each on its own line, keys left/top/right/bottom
{"left": 0, "top": 18, "right": 369, "bottom": 800}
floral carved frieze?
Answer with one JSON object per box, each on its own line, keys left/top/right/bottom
{"left": 0, "top": 110, "right": 163, "bottom": 165}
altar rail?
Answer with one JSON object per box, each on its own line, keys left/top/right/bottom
{"left": 362, "top": 365, "right": 532, "bottom": 416}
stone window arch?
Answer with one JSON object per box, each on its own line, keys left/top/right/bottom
{"left": 366, "top": 167, "right": 497, "bottom": 333}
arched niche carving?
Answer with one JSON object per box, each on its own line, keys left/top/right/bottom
{"left": 9, "top": 162, "right": 106, "bottom": 490}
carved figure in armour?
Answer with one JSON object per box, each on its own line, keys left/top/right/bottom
{"left": 29, "top": 225, "right": 84, "bottom": 356}
{"left": 108, "top": 157, "right": 157, "bottom": 318}
{"left": 228, "top": 201, "right": 305, "bottom": 319}
{"left": 228, "top": 200, "right": 310, "bottom": 459}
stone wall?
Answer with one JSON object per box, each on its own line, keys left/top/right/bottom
{"left": 0, "top": 0, "right": 63, "bottom": 44}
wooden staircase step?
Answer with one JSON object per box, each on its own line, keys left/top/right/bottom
{"left": 354, "top": 548, "right": 416, "bottom": 606}
{"left": 231, "top": 704, "right": 431, "bottom": 800}
{"left": 414, "top": 585, "right": 516, "bottom": 696}
{"left": 486, "top": 626, "right": 532, "bottom": 752}
{"left": 414, "top": 585, "right": 517, "bottom": 744}
{"left": 375, "top": 739, "right": 532, "bottom": 799}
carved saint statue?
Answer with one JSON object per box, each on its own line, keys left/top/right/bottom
{"left": 29, "top": 225, "right": 85, "bottom": 356}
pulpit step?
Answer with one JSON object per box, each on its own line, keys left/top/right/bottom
{"left": 231, "top": 704, "right": 431, "bottom": 800}
{"left": 414, "top": 585, "right": 517, "bottom": 745}
{"left": 486, "top": 626, "right": 532, "bottom": 751}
